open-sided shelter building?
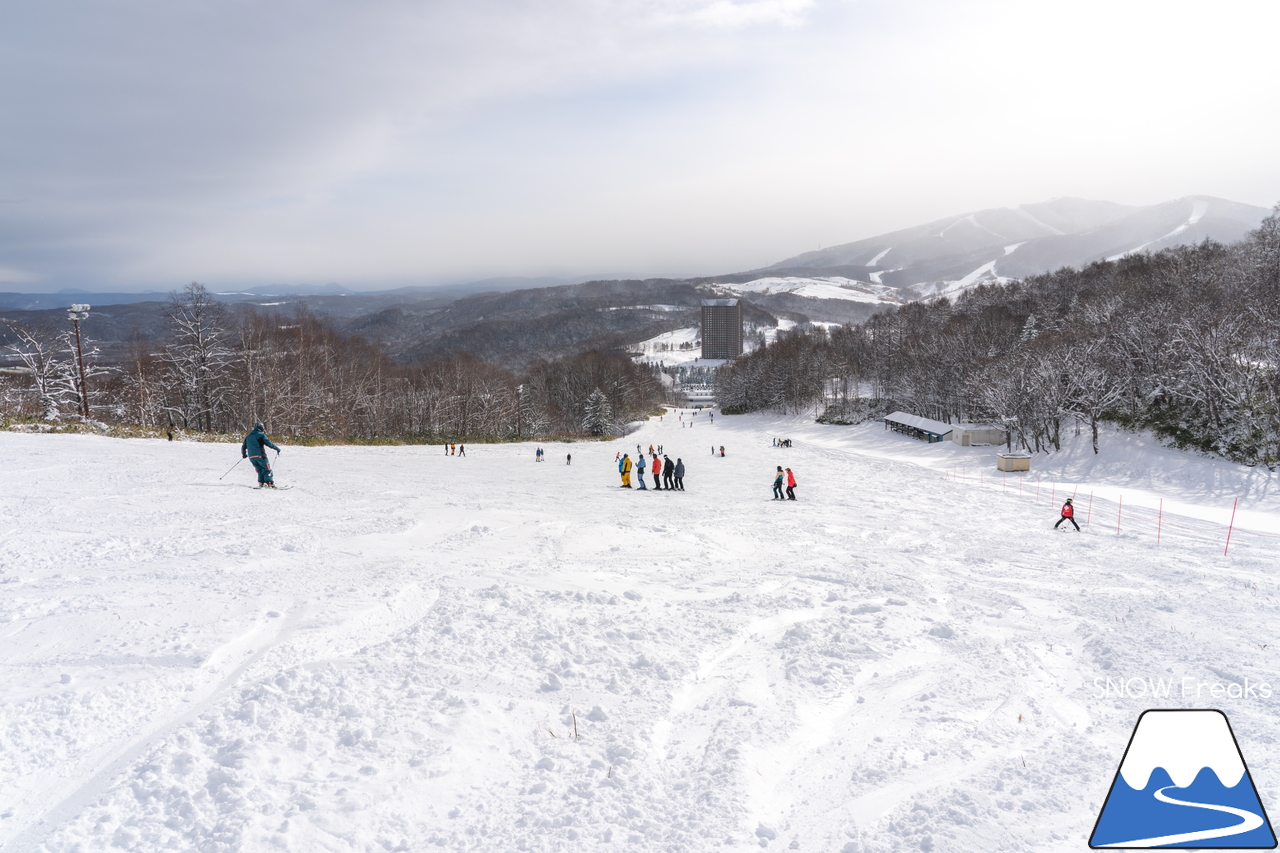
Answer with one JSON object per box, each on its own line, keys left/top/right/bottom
{"left": 883, "top": 411, "right": 954, "bottom": 443}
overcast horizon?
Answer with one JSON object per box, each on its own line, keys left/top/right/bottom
{"left": 3, "top": 0, "right": 1278, "bottom": 294}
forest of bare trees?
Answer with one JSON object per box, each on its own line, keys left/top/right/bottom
{"left": 717, "top": 205, "right": 1280, "bottom": 467}
{"left": 1, "top": 284, "right": 667, "bottom": 441}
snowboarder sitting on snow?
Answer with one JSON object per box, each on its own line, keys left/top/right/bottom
{"left": 773, "top": 466, "right": 785, "bottom": 500}
{"left": 1055, "top": 497, "right": 1080, "bottom": 531}
{"left": 241, "top": 422, "right": 281, "bottom": 488}
{"left": 785, "top": 468, "right": 797, "bottom": 500}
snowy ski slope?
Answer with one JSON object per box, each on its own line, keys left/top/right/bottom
{"left": 2, "top": 415, "right": 1279, "bottom": 852}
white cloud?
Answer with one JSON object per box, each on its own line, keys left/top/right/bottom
{"left": 0, "top": 0, "right": 1277, "bottom": 290}
{"left": 0, "top": 267, "right": 38, "bottom": 284}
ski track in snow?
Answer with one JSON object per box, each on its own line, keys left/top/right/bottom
{"left": 1106, "top": 199, "right": 1212, "bottom": 261}
{"left": 2, "top": 416, "right": 1280, "bottom": 852}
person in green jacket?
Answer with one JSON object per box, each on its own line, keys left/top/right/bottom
{"left": 772, "top": 466, "right": 785, "bottom": 500}
{"left": 241, "top": 422, "right": 281, "bottom": 488}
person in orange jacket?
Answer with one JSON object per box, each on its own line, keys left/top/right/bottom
{"left": 785, "top": 468, "right": 797, "bottom": 501}
{"left": 1055, "top": 497, "right": 1080, "bottom": 530}
{"left": 651, "top": 454, "right": 663, "bottom": 490}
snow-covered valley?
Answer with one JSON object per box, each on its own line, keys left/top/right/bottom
{"left": 3, "top": 415, "right": 1280, "bottom": 852}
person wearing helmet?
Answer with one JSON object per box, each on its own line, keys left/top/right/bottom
{"left": 1055, "top": 497, "right": 1080, "bottom": 531}
{"left": 773, "top": 466, "right": 785, "bottom": 500}
{"left": 241, "top": 422, "right": 281, "bottom": 488}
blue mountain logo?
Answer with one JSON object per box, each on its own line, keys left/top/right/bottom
{"left": 1091, "top": 709, "right": 1276, "bottom": 848}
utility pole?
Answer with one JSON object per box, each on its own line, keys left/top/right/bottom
{"left": 68, "top": 304, "right": 91, "bottom": 418}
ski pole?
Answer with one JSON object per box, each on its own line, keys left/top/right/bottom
{"left": 219, "top": 458, "right": 244, "bottom": 480}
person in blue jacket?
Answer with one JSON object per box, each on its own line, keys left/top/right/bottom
{"left": 242, "top": 422, "right": 281, "bottom": 488}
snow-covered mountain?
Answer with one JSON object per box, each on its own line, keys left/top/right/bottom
{"left": 762, "top": 195, "right": 1270, "bottom": 299}
{"left": 707, "top": 276, "right": 902, "bottom": 305}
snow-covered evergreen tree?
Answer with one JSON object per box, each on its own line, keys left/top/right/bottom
{"left": 581, "top": 388, "right": 614, "bottom": 436}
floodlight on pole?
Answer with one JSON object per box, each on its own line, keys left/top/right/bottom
{"left": 66, "top": 304, "right": 91, "bottom": 418}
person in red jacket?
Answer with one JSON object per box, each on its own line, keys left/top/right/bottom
{"left": 651, "top": 454, "right": 663, "bottom": 490}
{"left": 1054, "top": 497, "right": 1080, "bottom": 530}
{"left": 785, "top": 468, "right": 797, "bottom": 501}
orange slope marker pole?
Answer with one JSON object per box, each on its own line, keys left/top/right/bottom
{"left": 1225, "top": 498, "right": 1238, "bottom": 556}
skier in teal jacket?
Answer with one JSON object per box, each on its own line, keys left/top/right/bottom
{"left": 241, "top": 423, "right": 281, "bottom": 488}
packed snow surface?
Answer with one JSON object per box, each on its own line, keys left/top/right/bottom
{"left": 3, "top": 415, "right": 1280, "bottom": 852}
{"left": 714, "top": 277, "right": 902, "bottom": 305}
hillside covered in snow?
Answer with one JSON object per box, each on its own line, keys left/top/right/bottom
{"left": 764, "top": 196, "right": 1270, "bottom": 300}
{"left": 3, "top": 415, "right": 1280, "bottom": 852}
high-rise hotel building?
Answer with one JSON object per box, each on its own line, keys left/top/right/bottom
{"left": 700, "top": 299, "right": 743, "bottom": 360}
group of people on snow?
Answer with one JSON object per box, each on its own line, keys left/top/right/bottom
{"left": 618, "top": 453, "right": 684, "bottom": 491}
{"left": 237, "top": 422, "right": 1098, "bottom": 531}
{"left": 772, "top": 466, "right": 797, "bottom": 500}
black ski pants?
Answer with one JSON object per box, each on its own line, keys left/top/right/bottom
{"left": 673, "top": 477, "right": 683, "bottom": 490}
{"left": 1055, "top": 515, "right": 1080, "bottom": 531}
{"left": 786, "top": 486, "right": 796, "bottom": 500}
{"left": 664, "top": 473, "right": 674, "bottom": 489}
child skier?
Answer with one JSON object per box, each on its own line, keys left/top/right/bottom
{"left": 1055, "top": 498, "right": 1080, "bottom": 530}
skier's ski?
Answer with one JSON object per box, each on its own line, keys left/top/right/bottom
{"left": 253, "top": 484, "right": 293, "bottom": 490}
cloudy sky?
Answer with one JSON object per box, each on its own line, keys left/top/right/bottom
{"left": 2, "top": 0, "right": 1277, "bottom": 292}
